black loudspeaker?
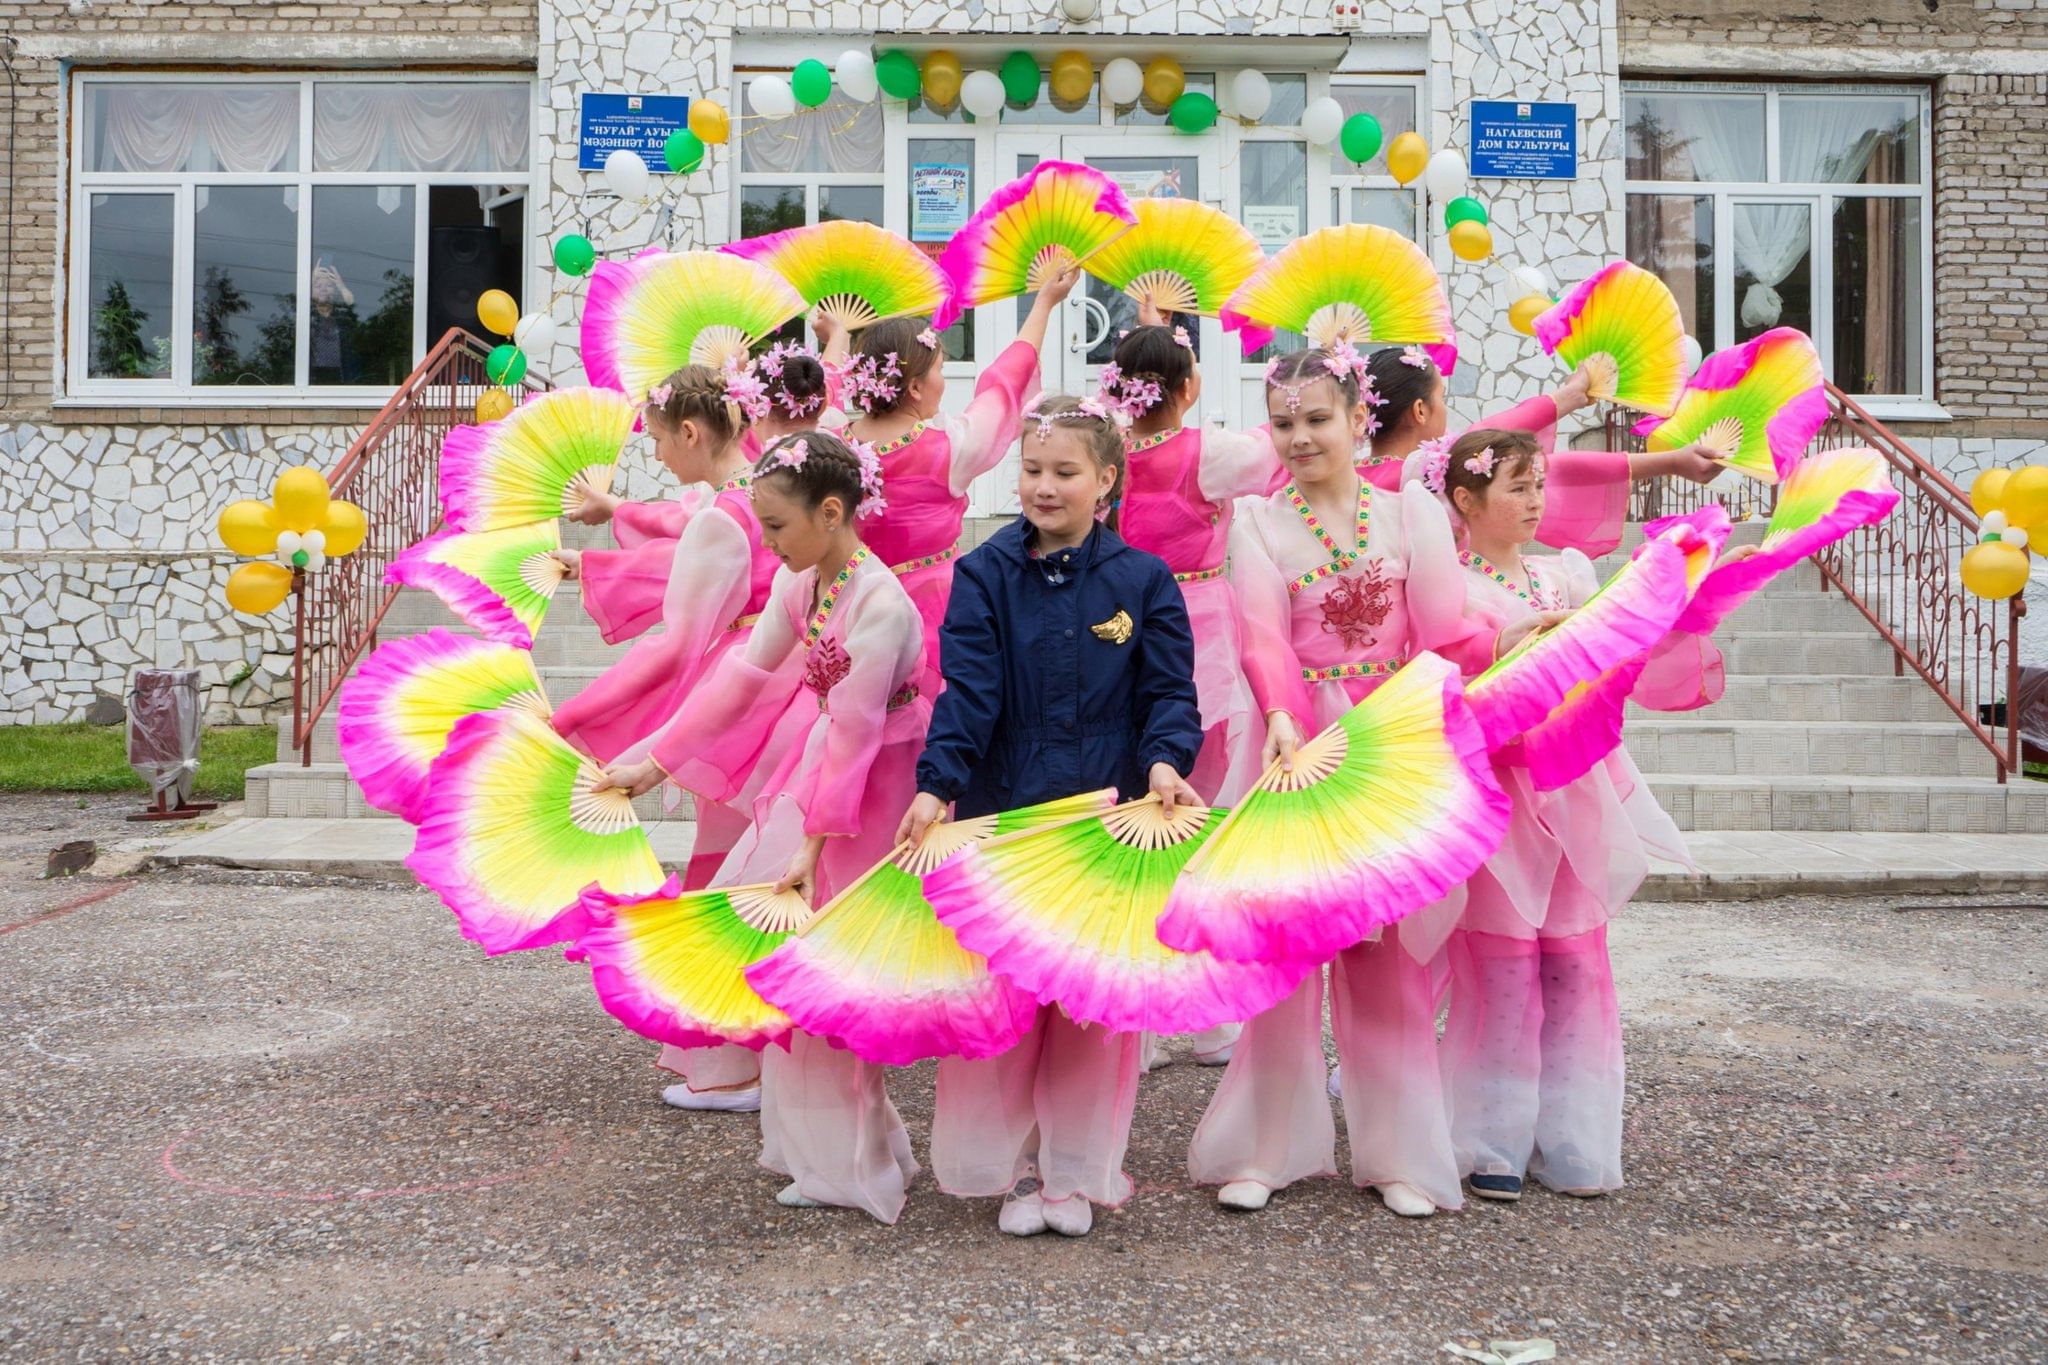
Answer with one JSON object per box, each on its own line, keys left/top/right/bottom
{"left": 426, "top": 226, "right": 514, "bottom": 347}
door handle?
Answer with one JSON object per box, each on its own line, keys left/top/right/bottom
{"left": 1073, "top": 295, "right": 1113, "bottom": 353}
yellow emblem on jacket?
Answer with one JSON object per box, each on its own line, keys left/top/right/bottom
{"left": 1090, "top": 609, "right": 1134, "bottom": 644}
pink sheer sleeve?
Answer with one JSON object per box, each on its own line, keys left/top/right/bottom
{"left": 577, "top": 538, "right": 680, "bottom": 645}
{"left": 793, "top": 588, "right": 922, "bottom": 838}
{"left": 1196, "top": 426, "right": 1284, "bottom": 502}
{"left": 945, "top": 340, "right": 1044, "bottom": 495}
{"left": 613, "top": 498, "right": 690, "bottom": 550}
{"left": 1228, "top": 515, "right": 1315, "bottom": 735}
{"left": 1632, "top": 630, "right": 1726, "bottom": 713}
{"left": 1537, "top": 450, "right": 1631, "bottom": 556}
{"left": 1398, "top": 482, "right": 1497, "bottom": 676}
{"left": 651, "top": 573, "right": 806, "bottom": 798}
{"left": 1481, "top": 394, "right": 1560, "bottom": 445}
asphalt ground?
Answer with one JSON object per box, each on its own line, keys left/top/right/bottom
{"left": 1, "top": 794, "right": 2043, "bottom": 1362}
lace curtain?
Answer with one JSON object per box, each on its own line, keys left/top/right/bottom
{"left": 90, "top": 85, "right": 299, "bottom": 173}
{"left": 314, "top": 84, "right": 529, "bottom": 173}
{"left": 740, "top": 88, "right": 884, "bottom": 175}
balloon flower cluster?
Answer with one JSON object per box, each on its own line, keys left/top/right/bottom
{"left": 1963, "top": 465, "right": 2048, "bottom": 601}
{"left": 216, "top": 467, "right": 367, "bottom": 615}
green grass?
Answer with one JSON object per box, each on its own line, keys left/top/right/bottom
{"left": 0, "top": 723, "right": 276, "bottom": 801}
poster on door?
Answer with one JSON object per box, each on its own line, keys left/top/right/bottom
{"left": 911, "top": 164, "right": 972, "bottom": 242}
{"left": 1106, "top": 168, "right": 1185, "bottom": 201}
{"left": 1244, "top": 204, "right": 1302, "bottom": 251}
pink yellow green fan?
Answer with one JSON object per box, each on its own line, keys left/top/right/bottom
{"left": 405, "top": 708, "right": 664, "bottom": 955}
{"left": 933, "top": 161, "right": 1138, "bottom": 330}
{"left": 744, "top": 790, "right": 1116, "bottom": 1065}
{"left": 1080, "top": 198, "right": 1265, "bottom": 318}
{"left": 580, "top": 250, "right": 807, "bottom": 400}
{"left": 336, "top": 628, "right": 550, "bottom": 824}
{"left": 923, "top": 796, "right": 1314, "bottom": 1036}
{"left": 1156, "top": 653, "right": 1510, "bottom": 967}
{"left": 438, "top": 387, "right": 639, "bottom": 533}
{"left": 1533, "top": 262, "right": 1686, "bottom": 417}
{"left": 722, "top": 220, "right": 950, "bottom": 333}
{"left": 385, "top": 520, "right": 566, "bottom": 649}
{"left": 1219, "top": 224, "right": 1459, "bottom": 371}
{"left": 1636, "top": 327, "right": 1827, "bottom": 484}
{"left": 573, "top": 875, "right": 815, "bottom": 1052}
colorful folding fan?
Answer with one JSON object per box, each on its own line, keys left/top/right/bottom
{"left": 1220, "top": 224, "right": 1459, "bottom": 371}
{"left": 1534, "top": 262, "right": 1686, "bottom": 418}
{"left": 385, "top": 521, "right": 566, "bottom": 649}
{"left": 406, "top": 708, "right": 665, "bottom": 955}
{"left": 933, "top": 161, "right": 1138, "bottom": 329}
{"left": 924, "top": 796, "right": 1314, "bottom": 1036}
{"left": 1080, "top": 198, "right": 1265, "bottom": 318}
{"left": 337, "top": 628, "right": 550, "bottom": 824}
{"left": 439, "top": 387, "right": 639, "bottom": 533}
{"left": 1463, "top": 535, "right": 1692, "bottom": 752}
{"left": 744, "top": 790, "right": 1116, "bottom": 1065}
{"left": 1657, "top": 446, "right": 1899, "bottom": 635}
{"left": 1637, "top": 327, "right": 1827, "bottom": 484}
{"left": 574, "top": 875, "right": 814, "bottom": 1052}
{"left": 581, "top": 250, "right": 808, "bottom": 400}
{"left": 1156, "top": 654, "right": 1510, "bottom": 967}
{"left": 722, "top": 220, "right": 951, "bottom": 333}
{"left": 1514, "top": 654, "right": 1651, "bottom": 793}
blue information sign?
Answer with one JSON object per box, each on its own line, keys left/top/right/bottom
{"left": 1469, "top": 100, "right": 1578, "bottom": 181}
{"left": 578, "top": 93, "right": 692, "bottom": 172}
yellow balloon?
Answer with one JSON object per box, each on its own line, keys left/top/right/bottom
{"left": 1142, "top": 57, "right": 1185, "bottom": 109}
{"left": 1508, "top": 294, "right": 1550, "bottom": 337}
{"left": 272, "top": 465, "right": 332, "bottom": 534}
{"left": 1049, "top": 51, "right": 1093, "bottom": 106}
{"left": 1970, "top": 467, "right": 2011, "bottom": 518}
{"left": 475, "top": 389, "right": 516, "bottom": 423}
{"left": 1386, "top": 131, "right": 1429, "bottom": 186}
{"left": 217, "top": 499, "right": 281, "bottom": 557}
{"left": 321, "top": 500, "right": 368, "bottom": 559}
{"left": 688, "top": 98, "right": 731, "bottom": 145}
{"left": 476, "top": 288, "right": 519, "bottom": 337}
{"left": 1999, "top": 464, "right": 2048, "bottom": 530}
{"left": 923, "top": 51, "right": 963, "bottom": 108}
{"left": 1961, "top": 542, "right": 2031, "bottom": 601}
{"left": 225, "top": 561, "right": 295, "bottom": 615}
{"left": 1448, "top": 219, "right": 1494, "bottom": 262}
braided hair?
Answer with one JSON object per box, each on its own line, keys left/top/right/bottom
{"left": 644, "top": 364, "right": 747, "bottom": 445}
{"left": 752, "top": 430, "right": 887, "bottom": 521}
{"left": 1102, "top": 325, "right": 1195, "bottom": 423}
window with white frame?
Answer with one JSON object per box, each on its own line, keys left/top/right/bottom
{"left": 1623, "top": 82, "right": 1931, "bottom": 404}
{"left": 71, "top": 74, "right": 534, "bottom": 401}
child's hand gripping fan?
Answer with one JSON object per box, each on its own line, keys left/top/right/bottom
{"left": 438, "top": 387, "right": 639, "bottom": 533}
{"left": 920, "top": 795, "right": 1314, "bottom": 1036}
{"left": 1219, "top": 223, "right": 1459, "bottom": 371}
{"left": 1533, "top": 261, "right": 1687, "bottom": 418}
{"left": 386, "top": 520, "right": 567, "bottom": 649}
{"left": 1155, "top": 653, "right": 1511, "bottom": 967}
{"left": 1637, "top": 327, "right": 1827, "bottom": 484}
{"left": 743, "top": 791, "right": 1118, "bottom": 1065}
{"left": 406, "top": 708, "right": 664, "bottom": 954}
{"left": 933, "top": 161, "right": 1138, "bottom": 330}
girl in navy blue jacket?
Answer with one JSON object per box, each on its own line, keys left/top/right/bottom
{"left": 897, "top": 395, "right": 1203, "bottom": 1239}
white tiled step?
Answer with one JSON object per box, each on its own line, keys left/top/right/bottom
{"left": 247, "top": 760, "right": 696, "bottom": 823}
{"left": 1649, "top": 774, "right": 2048, "bottom": 834}
{"left": 1712, "top": 631, "right": 1901, "bottom": 677}
{"left": 1629, "top": 674, "right": 1957, "bottom": 724}
{"left": 1625, "top": 719, "right": 1994, "bottom": 780}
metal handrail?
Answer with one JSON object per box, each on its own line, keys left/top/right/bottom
{"left": 289, "top": 328, "right": 550, "bottom": 764}
{"left": 1606, "top": 385, "right": 2025, "bottom": 781}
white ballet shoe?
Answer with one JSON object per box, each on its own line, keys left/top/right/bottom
{"left": 1326, "top": 1066, "right": 1343, "bottom": 1101}
{"left": 1193, "top": 1041, "right": 1236, "bottom": 1066}
{"left": 1375, "top": 1182, "right": 1436, "bottom": 1218}
{"left": 1217, "top": 1180, "right": 1271, "bottom": 1211}
{"left": 998, "top": 1182, "right": 1048, "bottom": 1236}
{"left": 775, "top": 1181, "right": 822, "bottom": 1208}
{"left": 1041, "top": 1194, "right": 1094, "bottom": 1237}
{"left": 662, "top": 1082, "right": 761, "bottom": 1113}
{"left": 1192, "top": 1023, "right": 1241, "bottom": 1066}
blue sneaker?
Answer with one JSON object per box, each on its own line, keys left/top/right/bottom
{"left": 1469, "top": 1172, "right": 1524, "bottom": 1202}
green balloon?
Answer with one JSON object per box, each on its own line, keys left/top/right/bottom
{"left": 1168, "top": 91, "right": 1218, "bottom": 135}
{"left": 552, "top": 234, "right": 596, "bottom": 277}
{"left": 792, "top": 59, "right": 833, "bottom": 108}
{"left": 663, "top": 128, "right": 706, "bottom": 175}
{"left": 487, "top": 344, "right": 528, "bottom": 386}
{"left": 1444, "top": 195, "right": 1489, "bottom": 229}
{"left": 876, "top": 49, "right": 921, "bottom": 101}
{"left": 291, "top": 549, "right": 310, "bottom": 568}
{"left": 1339, "top": 112, "right": 1384, "bottom": 164}
{"left": 1000, "top": 51, "right": 1040, "bottom": 106}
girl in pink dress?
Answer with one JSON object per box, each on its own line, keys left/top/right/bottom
{"left": 1428, "top": 428, "right": 1726, "bottom": 1201}
{"left": 841, "top": 267, "right": 1075, "bottom": 697}
{"left": 1184, "top": 348, "right": 1539, "bottom": 1220}
{"left": 599, "top": 433, "right": 930, "bottom": 1225}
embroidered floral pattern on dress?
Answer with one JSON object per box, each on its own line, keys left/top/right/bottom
{"left": 803, "top": 636, "right": 852, "bottom": 696}
{"left": 1318, "top": 561, "right": 1394, "bottom": 649}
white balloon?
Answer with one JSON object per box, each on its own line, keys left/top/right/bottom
{"left": 1983, "top": 510, "right": 2011, "bottom": 534}
{"left": 1302, "top": 96, "right": 1345, "bottom": 147}
{"left": 2006, "top": 528, "right": 2030, "bottom": 551}
{"left": 603, "top": 148, "right": 650, "bottom": 202}
{"left": 514, "top": 313, "right": 557, "bottom": 356}
{"left": 1680, "top": 333, "right": 1704, "bottom": 375}
{"left": 1512, "top": 265, "right": 1551, "bottom": 297}
{"left": 1231, "top": 69, "right": 1273, "bottom": 122}
{"left": 1423, "top": 148, "right": 1469, "bottom": 203}
{"left": 836, "top": 50, "right": 879, "bottom": 104}
{"left": 304, "top": 550, "right": 326, "bottom": 572}
{"left": 1101, "top": 57, "right": 1144, "bottom": 106}
{"left": 962, "top": 70, "right": 1006, "bottom": 119}
{"left": 749, "top": 75, "right": 796, "bottom": 120}
{"left": 275, "top": 531, "right": 303, "bottom": 556}
{"left": 302, "top": 529, "right": 327, "bottom": 555}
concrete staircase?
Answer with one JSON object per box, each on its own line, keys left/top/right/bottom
{"left": 245, "top": 519, "right": 2048, "bottom": 837}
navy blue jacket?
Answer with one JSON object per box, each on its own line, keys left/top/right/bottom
{"left": 916, "top": 518, "right": 1203, "bottom": 819}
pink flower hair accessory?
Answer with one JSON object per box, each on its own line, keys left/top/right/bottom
{"left": 1172, "top": 326, "right": 1193, "bottom": 351}
{"left": 646, "top": 384, "right": 674, "bottom": 408}
{"left": 1463, "top": 446, "right": 1497, "bottom": 479}
{"left": 722, "top": 361, "right": 771, "bottom": 423}
{"left": 916, "top": 326, "right": 941, "bottom": 350}
{"left": 1416, "top": 437, "right": 1453, "bottom": 494}
{"left": 1399, "top": 345, "right": 1431, "bottom": 369}
{"left": 847, "top": 435, "right": 888, "bottom": 519}
{"left": 1321, "top": 341, "right": 1370, "bottom": 387}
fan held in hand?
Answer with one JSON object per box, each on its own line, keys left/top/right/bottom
{"left": 1636, "top": 327, "right": 1826, "bottom": 484}
{"left": 723, "top": 220, "right": 951, "bottom": 334}
{"left": 438, "top": 386, "right": 640, "bottom": 532}
{"left": 1082, "top": 198, "right": 1265, "bottom": 318}
{"left": 581, "top": 250, "right": 807, "bottom": 400}
{"left": 933, "top": 160, "right": 1138, "bottom": 329}
{"left": 1533, "top": 262, "right": 1686, "bottom": 418}
{"left": 1220, "top": 224, "right": 1458, "bottom": 371}
{"left": 386, "top": 521, "right": 567, "bottom": 649}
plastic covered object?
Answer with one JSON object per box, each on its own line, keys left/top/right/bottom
{"left": 127, "top": 669, "right": 203, "bottom": 803}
